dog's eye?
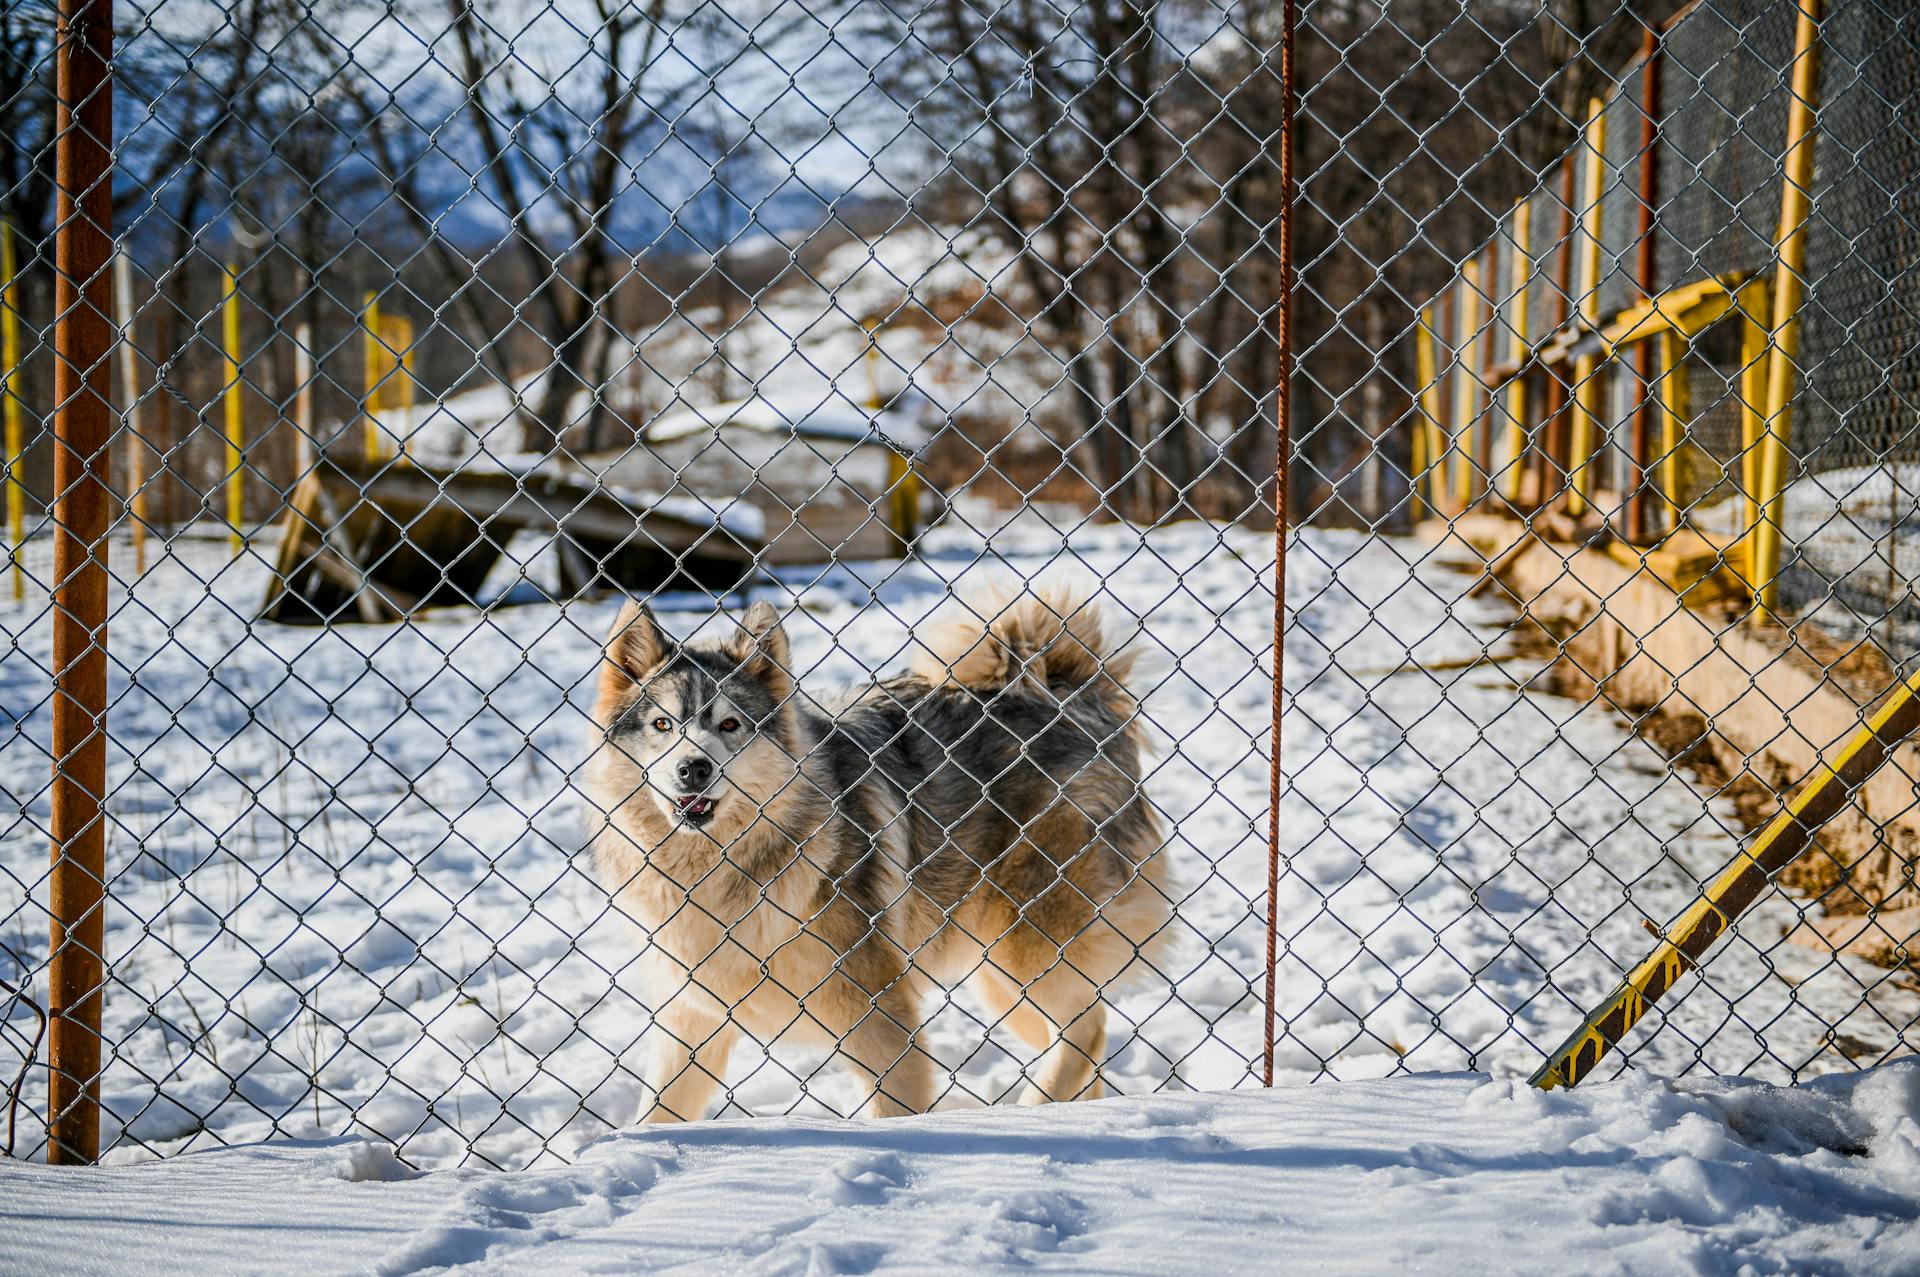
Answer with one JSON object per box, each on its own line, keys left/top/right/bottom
{"left": 719, "top": 718, "right": 740, "bottom": 733}
{"left": 651, "top": 717, "right": 672, "bottom": 732}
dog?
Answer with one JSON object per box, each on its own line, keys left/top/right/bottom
{"left": 584, "top": 587, "right": 1173, "bottom": 1122}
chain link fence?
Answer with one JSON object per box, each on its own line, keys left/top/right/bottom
{"left": 3, "top": 0, "right": 1917, "bottom": 1171}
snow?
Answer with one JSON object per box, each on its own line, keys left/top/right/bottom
{"left": 638, "top": 391, "right": 935, "bottom": 454}
{"left": 1693, "top": 462, "right": 1920, "bottom": 642}
{"left": 2, "top": 506, "right": 1914, "bottom": 1174}
{"left": 352, "top": 379, "right": 770, "bottom": 542}
{"left": 3, "top": 1064, "right": 1918, "bottom": 1275}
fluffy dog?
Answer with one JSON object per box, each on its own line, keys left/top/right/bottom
{"left": 585, "top": 588, "right": 1172, "bottom": 1121}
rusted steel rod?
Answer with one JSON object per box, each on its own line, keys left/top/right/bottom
{"left": 1263, "top": 0, "right": 1295, "bottom": 1089}
{"left": 47, "top": 0, "right": 115, "bottom": 1166}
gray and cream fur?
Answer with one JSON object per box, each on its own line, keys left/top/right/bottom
{"left": 586, "top": 588, "right": 1173, "bottom": 1121}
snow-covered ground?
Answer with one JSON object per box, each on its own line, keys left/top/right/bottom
{"left": 4, "top": 1064, "right": 1919, "bottom": 1276}
{"left": 2, "top": 504, "right": 1914, "bottom": 1171}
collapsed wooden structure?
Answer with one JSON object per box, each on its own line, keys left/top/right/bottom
{"left": 261, "top": 455, "right": 763, "bottom": 624}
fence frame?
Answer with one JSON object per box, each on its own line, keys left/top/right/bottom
{"left": 5, "top": 0, "right": 1913, "bottom": 1168}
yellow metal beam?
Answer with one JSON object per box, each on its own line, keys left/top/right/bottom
{"left": 1534, "top": 661, "right": 1920, "bottom": 1090}
{"left": 1597, "top": 273, "right": 1749, "bottom": 355}
{"left": 1752, "top": 0, "right": 1825, "bottom": 616}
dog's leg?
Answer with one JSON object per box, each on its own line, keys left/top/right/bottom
{"left": 1013, "top": 965, "right": 1108, "bottom": 1105}
{"left": 833, "top": 988, "right": 935, "bottom": 1118}
{"left": 641, "top": 1013, "right": 738, "bottom": 1123}
{"left": 968, "top": 965, "right": 1051, "bottom": 1053}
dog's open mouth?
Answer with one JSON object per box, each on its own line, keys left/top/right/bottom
{"left": 673, "top": 794, "right": 717, "bottom": 824}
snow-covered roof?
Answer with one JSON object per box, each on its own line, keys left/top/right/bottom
{"left": 642, "top": 392, "right": 934, "bottom": 455}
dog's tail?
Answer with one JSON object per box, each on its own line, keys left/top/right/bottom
{"left": 911, "top": 584, "right": 1151, "bottom": 734}
{"left": 916, "top": 585, "right": 1175, "bottom": 982}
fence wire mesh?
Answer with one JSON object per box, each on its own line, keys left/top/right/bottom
{"left": 2, "top": 0, "right": 1918, "bottom": 1171}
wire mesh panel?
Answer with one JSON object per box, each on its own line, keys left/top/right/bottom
{"left": 3, "top": 0, "right": 1920, "bottom": 1175}
{"left": 1656, "top": 0, "right": 1797, "bottom": 288}
{"left": 4, "top": 0, "right": 1299, "bottom": 1169}
{"left": 1786, "top": 0, "right": 1920, "bottom": 648}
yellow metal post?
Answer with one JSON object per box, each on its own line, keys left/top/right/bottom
{"left": 1451, "top": 258, "right": 1482, "bottom": 510}
{"left": 1656, "top": 330, "right": 1691, "bottom": 524}
{"left": 2, "top": 220, "right": 22, "bottom": 601}
{"left": 1753, "top": 0, "right": 1825, "bottom": 616}
{"left": 114, "top": 249, "right": 146, "bottom": 575}
{"left": 1504, "top": 198, "right": 1532, "bottom": 503}
{"left": 1534, "top": 661, "right": 1920, "bottom": 1090}
{"left": 292, "top": 322, "right": 314, "bottom": 473}
{"left": 1568, "top": 95, "right": 1607, "bottom": 517}
{"left": 1415, "top": 305, "right": 1443, "bottom": 522}
{"left": 222, "top": 263, "right": 244, "bottom": 556}
{"left": 362, "top": 291, "right": 384, "bottom": 462}
{"left": 861, "top": 314, "right": 918, "bottom": 551}
{"left": 391, "top": 314, "right": 415, "bottom": 463}
{"left": 1738, "top": 295, "right": 1770, "bottom": 552}
{"left": 1408, "top": 405, "right": 1428, "bottom": 524}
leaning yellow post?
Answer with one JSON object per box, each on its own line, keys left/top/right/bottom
{"left": 1534, "top": 659, "right": 1920, "bottom": 1090}
{"left": 1567, "top": 95, "right": 1607, "bottom": 517}
{"left": 1752, "top": 0, "right": 1825, "bottom": 616}
{"left": 1414, "top": 305, "right": 1443, "bottom": 521}
{"left": 362, "top": 292, "right": 384, "bottom": 462}
{"left": 1504, "top": 198, "right": 1532, "bottom": 503}
{"left": 2, "top": 220, "right": 22, "bottom": 601}
{"left": 222, "top": 263, "right": 245, "bottom": 556}
{"left": 1451, "top": 257, "right": 1482, "bottom": 510}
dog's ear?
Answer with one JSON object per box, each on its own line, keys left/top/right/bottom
{"left": 731, "top": 601, "right": 792, "bottom": 701}
{"left": 605, "top": 600, "right": 671, "bottom": 682}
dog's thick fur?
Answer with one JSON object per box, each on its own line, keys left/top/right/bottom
{"left": 586, "top": 588, "right": 1172, "bottom": 1122}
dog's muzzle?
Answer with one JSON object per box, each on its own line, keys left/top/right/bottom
{"left": 674, "top": 793, "right": 716, "bottom": 820}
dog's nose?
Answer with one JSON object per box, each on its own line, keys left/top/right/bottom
{"left": 675, "top": 755, "right": 713, "bottom": 789}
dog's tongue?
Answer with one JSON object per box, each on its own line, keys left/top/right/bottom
{"left": 677, "top": 795, "right": 713, "bottom": 817}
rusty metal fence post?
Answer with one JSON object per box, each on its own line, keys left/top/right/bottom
{"left": 44, "top": 0, "right": 115, "bottom": 1166}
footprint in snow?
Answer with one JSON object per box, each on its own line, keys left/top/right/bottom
{"left": 740, "top": 1239, "right": 888, "bottom": 1277}
{"left": 811, "top": 1151, "right": 910, "bottom": 1207}
{"left": 374, "top": 1155, "right": 660, "bottom": 1274}
{"left": 964, "top": 1189, "right": 1092, "bottom": 1263}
